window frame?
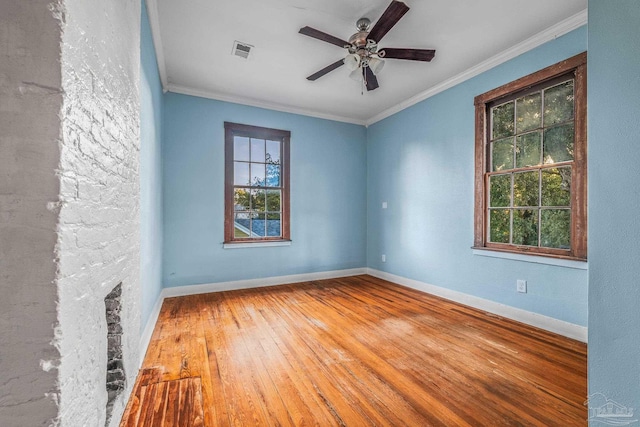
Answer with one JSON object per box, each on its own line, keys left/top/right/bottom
{"left": 224, "top": 122, "right": 291, "bottom": 245}
{"left": 473, "top": 52, "right": 587, "bottom": 261}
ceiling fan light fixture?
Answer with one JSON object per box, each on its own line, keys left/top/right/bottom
{"left": 349, "top": 68, "right": 363, "bottom": 82}
{"left": 368, "top": 56, "right": 385, "bottom": 75}
{"left": 344, "top": 53, "right": 361, "bottom": 71}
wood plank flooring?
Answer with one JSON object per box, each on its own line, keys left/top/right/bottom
{"left": 122, "top": 275, "right": 587, "bottom": 426}
{"left": 121, "top": 372, "right": 204, "bottom": 426}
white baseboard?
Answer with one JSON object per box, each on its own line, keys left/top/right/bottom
{"left": 161, "top": 268, "right": 368, "bottom": 298}
{"left": 139, "top": 267, "right": 368, "bottom": 365}
{"left": 366, "top": 268, "right": 587, "bottom": 343}
{"left": 139, "top": 291, "right": 165, "bottom": 367}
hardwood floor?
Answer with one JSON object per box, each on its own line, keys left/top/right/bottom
{"left": 121, "top": 275, "right": 587, "bottom": 426}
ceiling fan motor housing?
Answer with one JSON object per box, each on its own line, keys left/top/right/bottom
{"left": 348, "top": 31, "right": 370, "bottom": 49}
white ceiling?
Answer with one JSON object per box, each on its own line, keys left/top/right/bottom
{"left": 149, "top": 0, "right": 587, "bottom": 125}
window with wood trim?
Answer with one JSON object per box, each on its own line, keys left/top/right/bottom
{"left": 224, "top": 122, "right": 290, "bottom": 244}
{"left": 474, "top": 52, "right": 587, "bottom": 260}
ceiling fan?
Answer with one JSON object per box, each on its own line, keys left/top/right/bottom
{"left": 299, "top": 0, "right": 435, "bottom": 91}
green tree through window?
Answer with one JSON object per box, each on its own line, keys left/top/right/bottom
{"left": 474, "top": 53, "right": 587, "bottom": 260}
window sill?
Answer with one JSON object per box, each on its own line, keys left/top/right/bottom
{"left": 223, "top": 240, "right": 292, "bottom": 249}
{"left": 472, "top": 248, "right": 588, "bottom": 270}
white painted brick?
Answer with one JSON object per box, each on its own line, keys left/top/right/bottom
{"left": 59, "top": 175, "right": 79, "bottom": 198}
{"left": 76, "top": 179, "right": 104, "bottom": 203}
{"left": 55, "top": 1, "right": 141, "bottom": 426}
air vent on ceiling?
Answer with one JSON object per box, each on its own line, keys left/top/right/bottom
{"left": 232, "top": 41, "right": 253, "bottom": 59}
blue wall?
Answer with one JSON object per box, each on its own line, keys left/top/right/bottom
{"left": 588, "top": 0, "right": 640, "bottom": 417}
{"left": 366, "top": 27, "right": 588, "bottom": 326}
{"left": 162, "top": 94, "right": 367, "bottom": 287}
{"left": 140, "top": 1, "right": 164, "bottom": 330}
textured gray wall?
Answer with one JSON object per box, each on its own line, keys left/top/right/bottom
{"left": 0, "top": 1, "right": 63, "bottom": 426}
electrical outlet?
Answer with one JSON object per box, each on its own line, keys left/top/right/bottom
{"left": 381, "top": 254, "right": 386, "bottom": 263}
{"left": 517, "top": 280, "right": 527, "bottom": 293}
{"left": 382, "top": 202, "right": 388, "bottom": 209}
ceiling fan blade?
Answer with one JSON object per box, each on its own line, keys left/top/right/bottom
{"left": 306, "top": 59, "right": 345, "bottom": 81}
{"left": 368, "top": 0, "right": 410, "bottom": 43}
{"left": 299, "top": 26, "right": 349, "bottom": 48}
{"left": 380, "top": 48, "right": 436, "bottom": 62}
{"left": 364, "top": 67, "right": 379, "bottom": 91}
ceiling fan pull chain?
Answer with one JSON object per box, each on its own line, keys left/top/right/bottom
{"left": 362, "top": 68, "right": 366, "bottom": 95}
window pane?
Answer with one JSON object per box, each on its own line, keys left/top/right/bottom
{"left": 489, "top": 209, "right": 510, "bottom": 243}
{"left": 492, "top": 102, "right": 515, "bottom": 139}
{"left": 544, "top": 80, "right": 574, "bottom": 126}
{"left": 491, "top": 137, "right": 514, "bottom": 171}
{"left": 266, "top": 189, "right": 281, "bottom": 212}
{"left": 543, "top": 124, "right": 574, "bottom": 164}
{"left": 489, "top": 174, "right": 511, "bottom": 207}
{"left": 225, "top": 123, "right": 290, "bottom": 243}
{"left": 234, "top": 162, "right": 250, "bottom": 186}
{"left": 234, "top": 136, "right": 250, "bottom": 161}
{"left": 250, "top": 162, "right": 265, "bottom": 186}
{"left": 250, "top": 189, "right": 265, "bottom": 212}
{"left": 513, "top": 209, "right": 538, "bottom": 246}
{"left": 513, "top": 171, "right": 539, "bottom": 207}
{"left": 516, "top": 92, "right": 542, "bottom": 133}
{"left": 266, "top": 164, "right": 280, "bottom": 187}
{"left": 234, "top": 212, "right": 250, "bottom": 238}
{"left": 542, "top": 167, "right": 571, "bottom": 207}
{"left": 251, "top": 138, "right": 266, "bottom": 162}
{"left": 540, "top": 209, "right": 570, "bottom": 249}
{"left": 474, "top": 56, "right": 586, "bottom": 258}
{"left": 250, "top": 213, "right": 266, "bottom": 237}
{"left": 266, "top": 140, "right": 280, "bottom": 164}
{"left": 233, "top": 188, "right": 250, "bottom": 211}
{"left": 516, "top": 132, "right": 542, "bottom": 168}
{"left": 266, "top": 213, "right": 281, "bottom": 237}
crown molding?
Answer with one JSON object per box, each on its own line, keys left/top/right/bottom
{"left": 166, "top": 83, "right": 367, "bottom": 126}
{"left": 365, "top": 9, "right": 588, "bottom": 126}
{"left": 145, "top": 0, "right": 169, "bottom": 92}
{"left": 145, "top": 5, "right": 586, "bottom": 127}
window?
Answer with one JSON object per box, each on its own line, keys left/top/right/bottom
{"left": 224, "top": 122, "right": 290, "bottom": 244}
{"left": 474, "top": 53, "right": 587, "bottom": 260}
